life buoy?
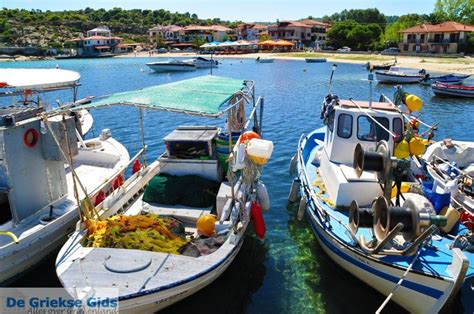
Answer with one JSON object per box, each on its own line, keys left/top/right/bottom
{"left": 251, "top": 201, "right": 266, "bottom": 239}
{"left": 23, "top": 128, "right": 39, "bottom": 148}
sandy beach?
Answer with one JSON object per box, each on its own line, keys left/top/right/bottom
{"left": 118, "top": 50, "right": 474, "bottom": 75}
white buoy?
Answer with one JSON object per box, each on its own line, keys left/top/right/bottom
{"left": 297, "top": 196, "right": 306, "bottom": 221}
{"left": 288, "top": 178, "right": 300, "bottom": 203}
{"left": 256, "top": 181, "right": 270, "bottom": 211}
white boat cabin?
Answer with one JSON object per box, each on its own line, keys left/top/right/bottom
{"left": 319, "top": 99, "right": 404, "bottom": 208}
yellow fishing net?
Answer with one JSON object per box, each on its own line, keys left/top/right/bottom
{"left": 83, "top": 213, "right": 188, "bottom": 254}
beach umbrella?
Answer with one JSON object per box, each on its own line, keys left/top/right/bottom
{"left": 200, "top": 41, "right": 220, "bottom": 48}
{"left": 274, "top": 40, "right": 295, "bottom": 47}
{"left": 258, "top": 40, "right": 277, "bottom": 46}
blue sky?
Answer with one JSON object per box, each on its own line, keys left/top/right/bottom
{"left": 2, "top": 0, "right": 437, "bottom": 21}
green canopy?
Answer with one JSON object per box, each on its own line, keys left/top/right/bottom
{"left": 86, "top": 75, "right": 246, "bottom": 117}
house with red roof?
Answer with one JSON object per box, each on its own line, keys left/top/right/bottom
{"left": 399, "top": 21, "right": 474, "bottom": 54}
{"left": 68, "top": 26, "right": 122, "bottom": 56}
{"left": 235, "top": 23, "right": 269, "bottom": 41}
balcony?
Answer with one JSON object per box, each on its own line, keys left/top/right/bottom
{"left": 427, "top": 39, "right": 457, "bottom": 44}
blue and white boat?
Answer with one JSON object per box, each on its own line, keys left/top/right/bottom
{"left": 290, "top": 89, "right": 474, "bottom": 312}
{"left": 419, "top": 73, "right": 470, "bottom": 86}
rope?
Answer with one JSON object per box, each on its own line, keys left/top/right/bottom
{"left": 376, "top": 237, "right": 429, "bottom": 313}
{"left": 0, "top": 231, "right": 18, "bottom": 243}
{"left": 312, "top": 171, "right": 336, "bottom": 208}
{"left": 229, "top": 95, "right": 245, "bottom": 132}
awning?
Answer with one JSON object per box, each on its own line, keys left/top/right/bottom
{"left": 79, "top": 75, "right": 246, "bottom": 117}
{"left": 95, "top": 46, "right": 111, "bottom": 49}
{"left": 0, "top": 68, "right": 81, "bottom": 90}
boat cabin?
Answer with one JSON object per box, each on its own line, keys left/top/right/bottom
{"left": 319, "top": 99, "right": 404, "bottom": 208}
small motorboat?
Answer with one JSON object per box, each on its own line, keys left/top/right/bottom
{"left": 366, "top": 61, "right": 396, "bottom": 70}
{"left": 420, "top": 73, "right": 470, "bottom": 86}
{"left": 184, "top": 56, "right": 218, "bottom": 68}
{"left": 375, "top": 66, "right": 426, "bottom": 84}
{"left": 146, "top": 60, "right": 196, "bottom": 72}
{"left": 305, "top": 58, "right": 327, "bottom": 63}
{"left": 432, "top": 82, "right": 474, "bottom": 98}
{"left": 56, "top": 75, "right": 273, "bottom": 312}
{"left": 256, "top": 56, "right": 274, "bottom": 63}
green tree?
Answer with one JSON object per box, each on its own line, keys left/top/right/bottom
{"left": 327, "top": 20, "right": 358, "bottom": 48}
{"left": 258, "top": 33, "right": 270, "bottom": 42}
{"left": 434, "top": 0, "right": 474, "bottom": 23}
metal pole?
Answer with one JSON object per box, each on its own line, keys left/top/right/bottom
{"left": 368, "top": 72, "right": 374, "bottom": 110}
{"left": 259, "top": 97, "right": 264, "bottom": 137}
{"left": 210, "top": 51, "right": 213, "bottom": 76}
{"left": 138, "top": 108, "right": 147, "bottom": 167}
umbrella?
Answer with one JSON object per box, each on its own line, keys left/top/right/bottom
{"left": 274, "top": 40, "right": 295, "bottom": 47}
{"left": 258, "top": 40, "right": 277, "bottom": 46}
{"left": 200, "top": 41, "right": 220, "bottom": 48}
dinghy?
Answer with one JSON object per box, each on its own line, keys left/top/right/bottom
{"left": 431, "top": 82, "right": 474, "bottom": 98}
{"left": 256, "top": 57, "right": 274, "bottom": 63}
{"left": 419, "top": 73, "right": 470, "bottom": 86}
{"left": 56, "top": 75, "right": 272, "bottom": 312}
{"left": 375, "top": 67, "right": 427, "bottom": 84}
{"left": 289, "top": 70, "right": 474, "bottom": 313}
{"left": 366, "top": 61, "right": 396, "bottom": 71}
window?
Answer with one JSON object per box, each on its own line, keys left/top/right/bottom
{"left": 393, "top": 118, "right": 403, "bottom": 142}
{"left": 337, "top": 114, "right": 353, "bottom": 139}
{"left": 357, "top": 116, "right": 390, "bottom": 142}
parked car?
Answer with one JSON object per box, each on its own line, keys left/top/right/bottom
{"left": 157, "top": 47, "right": 168, "bottom": 53}
{"left": 170, "top": 48, "right": 181, "bottom": 53}
{"left": 382, "top": 47, "right": 400, "bottom": 54}
{"left": 337, "top": 46, "right": 351, "bottom": 52}
{"left": 322, "top": 46, "right": 334, "bottom": 51}
{"left": 184, "top": 47, "right": 194, "bottom": 51}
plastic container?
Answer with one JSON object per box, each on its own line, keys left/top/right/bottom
{"left": 422, "top": 182, "right": 451, "bottom": 214}
{"left": 247, "top": 139, "right": 274, "bottom": 166}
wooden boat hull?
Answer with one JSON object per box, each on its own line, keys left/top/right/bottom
{"left": 432, "top": 84, "right": 474, "bottom": 98}
{"left": 295, "top": 129, "right": 471, "bottom": 313}
{"left": 375, "top": 71, "right": 425, "bottom": 83}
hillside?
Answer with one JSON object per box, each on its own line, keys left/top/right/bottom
{"left": 0, "top": 8, "right": 236, "bottom": 49}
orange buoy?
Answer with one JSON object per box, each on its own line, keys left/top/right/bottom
{"left": 240, "top": 131, "right": 260, "bottom": 143}
{"left": 132, "top": 159, "right": 141, "bottom": 174}
{"left": 251, "top": 201, "right": 266, "bottom": 239}
{"left": 196, "top": 214, "right": 217, "bottom": 237}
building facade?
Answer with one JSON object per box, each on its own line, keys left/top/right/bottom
{"left": 69, "top": 26, "right": 122, "bottom": 56}
{"left": 399, "top": 22, "right": 474, "bottom": 54}
{"left": 235, "top": 23, "right": 269, "bottom": 41}
{"left": 269, "top": 20, "right": 330, "bottom": 47}
{"left": 149, "top": 25, "right": 182, "bottom": 45}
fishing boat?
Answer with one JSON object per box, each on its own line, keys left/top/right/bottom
{"left": 0, "top": 72, "right": 130, "bottom": 285}
{"left": 423, "top": 139, "right": 474, "bottom": 212}
{"left": 289, "top": 71, "right": 474, "bottom": 313}
{"left": 366, "top": 61, "right": 396, "bottom": 71}
{"left": 305, "top": 58, "right": 327, "bottom": 63}
{"left": 0, "top": 68, "right": 94, "bottom": 136}
{"left": 56, "top": 75, "right": 273, "bottom": 312}
{"left": 419, "top": 73, "right": 470, "bottom": 86}
{"left": 146, "top": 60, "right": 196, "bottom": 72}
{"left": 431, "top": 82, "right": 474, "bottom": 98}
{"left": 184, "top": 56, "right": 219, "bottom": 68}
{"left": 375, "top": 67, "right": 426, "bottom": 84}
{"left": 256, "top": 57, "right": 274, "bottom": 63}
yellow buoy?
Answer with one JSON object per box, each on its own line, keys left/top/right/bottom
{"left": 196, "top": 214, "right": 217, "bottom": 237}
{"left": 405, "top": 94, "right": 423, "bottom": 112}
{"left": 394, "top": 139, "right": 410, "bottom": 159}
{"left": 391, "top": 182, "right": 411, "bottom": 198}
{"left": 409, "top": 136, "right": 426, "bottom": 156}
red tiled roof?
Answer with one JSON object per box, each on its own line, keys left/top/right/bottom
{"left": 300, "top": 19, "right": 330, "bottom": 27}
{"left": 251, "top": 24, "right": 269, "bottom": 30}
{"left": 401, "top": 22, "right": 474, "bottom": 33}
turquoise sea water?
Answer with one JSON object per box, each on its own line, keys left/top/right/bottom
{"left": 3, "top": 58, "right": 474, "bottom": 313}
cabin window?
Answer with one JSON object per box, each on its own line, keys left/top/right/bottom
{"left": 357, "top": 116, "right": 390, "bottom": 142}
{"left": 393, "top": 118, "right": 403, "bottom": 142}
{"left": 337, "top": 114, "right": 352, "bottom": 139}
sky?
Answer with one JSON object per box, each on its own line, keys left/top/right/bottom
{"left": 1, "top": 0, "right": 438, "bottom": 22}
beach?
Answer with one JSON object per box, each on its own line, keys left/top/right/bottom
{"left": 117, "top": 50, "right": 474, "bottom": 74}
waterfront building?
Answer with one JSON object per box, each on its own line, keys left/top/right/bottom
{"left": 399, "top": 21, "right": 474, "bottom": 54}
{"left": 235, "top": 23, "right": 269, "bottom": 41}
{"left": 68, "top": 26, "right": 122, "bottom": 56}
{"left": 269, "top": 19, "right": 330, "bottom": 47}
{"left": 149, "top": 25, "right": 183, "bottom": 45}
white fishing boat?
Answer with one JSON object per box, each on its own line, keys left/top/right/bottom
{"left": 289, "top": 70, "right": 474, "bottom": 313}
{"left": 146, "top": 60, "right": 196, "bottom": 72}
{"left": 0, "top": 113, "right": 129, "bottom": 285}
{"left": 56, "top": 75, "right": 272, "bottom": 312}
{"left": 184, "top": 56, "right": 219, "bottom": 68}
{"left": 0, "top": 68, "right": 94, "bottom": 136}
{"left": 375, "top": 66, "right": 426, "bottom": 84}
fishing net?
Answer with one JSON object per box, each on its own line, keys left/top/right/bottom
{"left": 83, "top": 213, "right": 188, "bottom": 254}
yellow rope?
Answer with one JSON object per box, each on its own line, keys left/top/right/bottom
{"left": 0, "top": 231, "right": 19, "bottom": 244}
{"left": 312, "top": 172, "right": 336, "bottom": 208}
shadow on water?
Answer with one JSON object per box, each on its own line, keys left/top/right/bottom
{"left": 161, "top": 232, "right": 267, "bottom": 314}
{"left": 285, "top": 201, "right": 406, "bottom": 314}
